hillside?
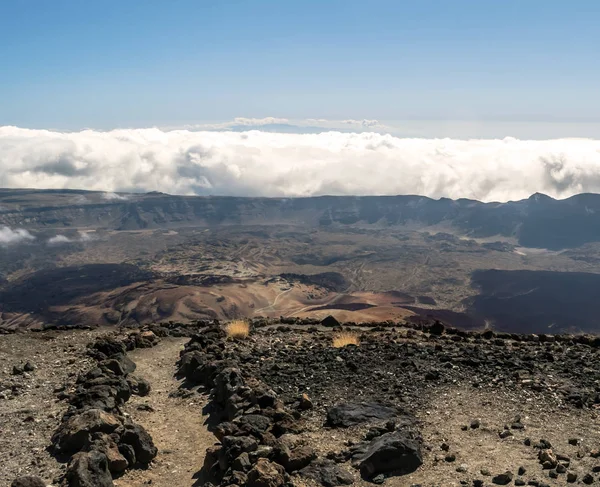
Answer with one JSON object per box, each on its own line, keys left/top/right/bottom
{"left": 2, "top": 189, "right": 600, "bottom": 334}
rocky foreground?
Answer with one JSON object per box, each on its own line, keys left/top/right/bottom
{"left": 4, "top": 318, "right": 600, "bottom": 486}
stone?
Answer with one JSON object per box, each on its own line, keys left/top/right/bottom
{"left": 356, "top": 430, "right": 422, "bottom": 479}
{"left": 326, "top": 402, "right": 398, "bottom": 428}
{"left": 11, "top": 477, "right": 46, "bottom": 487}
{"left": 52, "top": 409, "right": 121, "bottom": 455}
{"left": 583, "top": 473, "right": 595, "bottom": 484}
{"left": 372, "top": 473, "right": 386, "bottom": 484}
{"left": 279, "top": 444, "right": 316, "bottom": 472}
{"left": 538, "top": 449, "right": 557, "bottom": 468}
{"left": 492, "top": 471, "right": 513, "bottom": 485}
{"left": 119, "top": 423, "right": 157, "bottom": 465}
{"left": 65, "top": 450, "right": 114, "bottom": 487}
{"left": 232, "top": 452, "right": 252, "bottom": 471}
{"left": 238, "top": 414, "right": 272, "bottom": 437}
{"left": 321, "top": 315, "right": 341, "bottom": 328}
{"left": 246, "top": 458, "right": 286, "bottom": 487}
{"left": 567, "top": 472, "right": 578, "bottom": 483}
{"left": 299, "top": 458, "right": 354, "bottom": 486}
{"left": 298, "top": 393, "right": 313, "bottom": 410}
{"left": 222, "top": 435, "right": 259, "bottom": 462}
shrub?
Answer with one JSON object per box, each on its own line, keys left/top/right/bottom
{"left": 332, "top": 332, "right": 360, "bottom": 348}
{"left": 225, "top": 319, "right": 250, "bottom": 340}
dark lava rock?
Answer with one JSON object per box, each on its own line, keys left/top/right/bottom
{"left": 492, "top": 471, "right": 513, "bottom": 485}
{"left": 119, "top": 423, "right": 158, "bottom": 465}
{"left": 321, "top": 315, "right": 341, "bottom": 328}
{"left": 52, "top": 409, "right": 121, "bottom": 455}
{"left": 246, "top": 458, "right": 286, "bottom": 487}
{"left": 65, "top": 450, "right": 114, "bottom": 487}
{"left": 299, "top": 458, "right": 354, "bottom": 486}
{"left": 11, "top": 477, "right": 46, "bottom": 487}
{"left": 298, "top": 393, "right": 313, "bottom": 411}
{"left": 128, "top": 376, "right": 151, "bottom": 397}
{"left": 583, "top": 473, "right": 594, "bottom": 484}
{"left": 429, "top": 321, "right": 445, "bottom": 336}
{"left": 355, "top": 430, "right": 423, "bottom": 479}
{"left": 238, "top": 414, "right": 272, "bottom": 437}
{"left": 326, "top": 402, "right": 398, "bottom": 428}
{"left": 277, "top": 444, "right": 316, "bottom": 473}
{"left": 445, "top": 453, "right": 456, "bottom": 462}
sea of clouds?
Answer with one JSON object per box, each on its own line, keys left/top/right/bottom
{"left": 1, "top": 125, "right": 600, "bottom": 203}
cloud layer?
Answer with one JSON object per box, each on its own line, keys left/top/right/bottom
{"left": 1, "top": 126, "right": 600, "bottom": 202}
{"left": 0, "top": 226, "right": 34, "bottom": 246}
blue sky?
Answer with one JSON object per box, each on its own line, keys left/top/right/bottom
{"left": 1, "top": 0, "right": 599, "bottom": 133}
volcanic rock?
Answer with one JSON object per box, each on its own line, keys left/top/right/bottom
{"left": 354, "top": 430, "right": 423, "bottom": 479}
{"left": 118, "top": 423, "right": 157, "bottom": 465}
{"left": 326, "top": 402, "right": 398, "bottom": 428}
{"left": 65, "top": 450, "right": 114, "bottom": 487}
{"left": 52, "top": 409, "right": 121, "bottom": 455}
{"left": 10, "top": 477, "right": 46, "bottom": 487}
{"left": 246, "top": 458, "right": 286, "bottom": 487}
{"left": 298, "top": 458, "right": 354, "bottom": 486}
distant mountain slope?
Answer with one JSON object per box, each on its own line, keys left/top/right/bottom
{"left": 2, "top": 189, "right": 600, "bottom": 249}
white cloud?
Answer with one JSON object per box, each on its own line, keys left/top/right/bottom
{"left": 102, "top": 192, "right": 128, "bottom": 201}
{"left": 183, "top": 117, "right": 291, "bottom": 131}
{"left": 2, "top": 126, "right": 600, "bottom": 202}
{"left": 0, "top": 226, "right": 35, "bottom": 246}
{"left": 48, "top": 234, "right": 72, "bottom": 244}
{"left": 230, "top": 117, "right": 289, "bottom": 126}
{"left": 48, "top": 231, "right": 96, "bottom": 245}
{"left": 342, "top": 119, "right": 383, "bottom": 128}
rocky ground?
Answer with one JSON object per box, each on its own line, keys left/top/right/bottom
{"left": 3, "top": 319, "right": 600, "bottom": 486}
{"left": 0, "top": 329, "right": 102, "bottom": 485}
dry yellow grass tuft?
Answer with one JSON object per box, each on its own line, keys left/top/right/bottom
{"left": 332, "top": 331, "right": 360, "bottom": 348}
{"left": 225, "top": 319, "right": 250, "bottom": 340}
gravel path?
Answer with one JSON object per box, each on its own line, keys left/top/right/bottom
{"left": 115, "top": 337, "right": 214, "bottom": 487}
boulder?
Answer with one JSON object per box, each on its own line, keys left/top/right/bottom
{"left": 321, "top": 315, "right": 340, "bottom": 328}
{"left": 119, "top": 423, "right": 157, "bottom": 465}
{"left": 298, "top": 458, "right": 354, "bottom": 486}
{"left": 326, "top": 402, "right": 398, "bottom": 428}
{"left": 52, "top": 409, "right": 121, "bottom": 455}
{"left": 90, "top": 338, "right": 126, "bottom": 358}
{"left": 222, "top": 435, "right": 258, "bottom": 463}
{"left": 246, "top": 458, "right": 286, "bottom": 487}
{"left": 355, "top": 430, "right": 423, "bottom": 479}
{"left": 65, "top": 450, "right": 114, "bottom": 487}
{"left": 279, "top": 444, "right": 316, "bottom": 472}
{"left": 92, "top": 434, "right": 129, "bottom": 474}
{"left": 238, "top": 414, "right": 272, "bottom": 437}
{"left": 11, "top": 477, "right": 46, "bottom": 487}
{"left": 127, "top": 376, "right": 151, "bottom": 397}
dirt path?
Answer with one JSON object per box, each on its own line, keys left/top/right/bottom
{"left": 114, "top": 337, "right": 214, "bottom": 487}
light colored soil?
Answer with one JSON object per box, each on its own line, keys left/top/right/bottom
{"left": 0, "top": 330, "right": 102, "bottom": 487}
{"left": 295, "top": 385, "right": 600, "bottom": 486}
{"left": 114, "top": 337, "right": 215, "bottom": 487}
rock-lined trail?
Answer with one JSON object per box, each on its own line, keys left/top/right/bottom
{"left": 115, "top": 337, "right": 214, "bottom": 487}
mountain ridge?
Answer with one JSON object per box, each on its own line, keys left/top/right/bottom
{"left": 2, "top": 188, "right": 600, "bottom": 249}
